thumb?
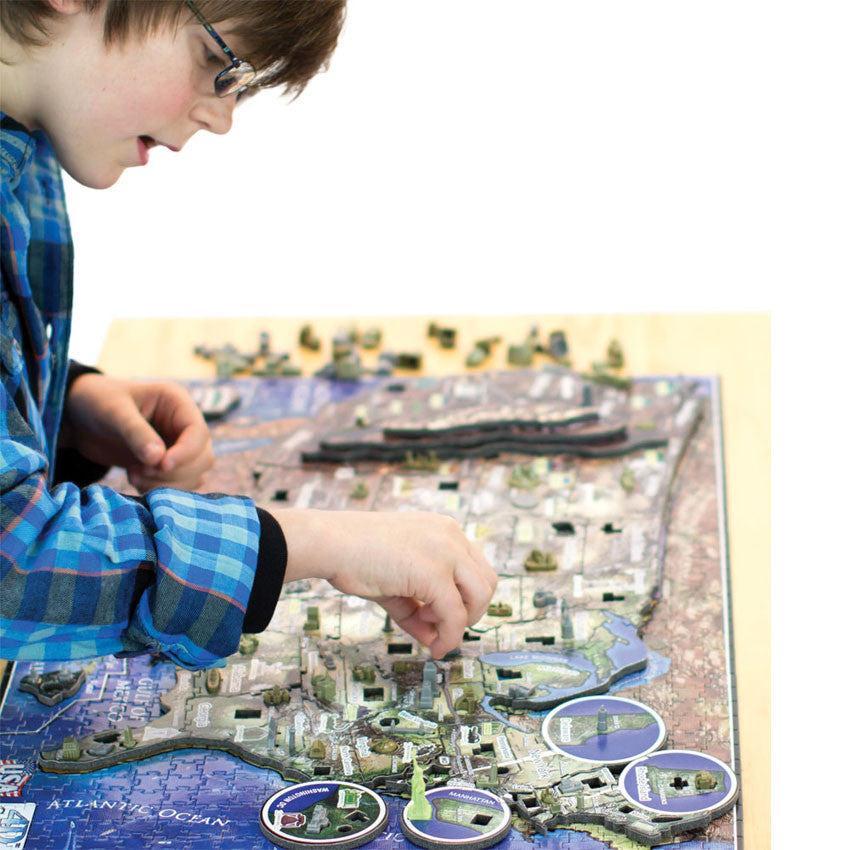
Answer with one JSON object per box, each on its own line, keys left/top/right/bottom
{"left": 118, "top": 403, "right": 167, "bottom": 466}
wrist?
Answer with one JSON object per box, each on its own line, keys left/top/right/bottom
{"left": 272, "top": 509, "right": 337, "bottom": 585}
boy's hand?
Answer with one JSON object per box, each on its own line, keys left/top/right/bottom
{"left": 62, "top": 374, "right": 213, "bottom": 492}
{"left": 271, "top": 509, "right": 498, "bottom": 659}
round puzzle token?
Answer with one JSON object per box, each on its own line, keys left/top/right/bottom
{"left": 259, "top": 780, "right": 388, "bottom": 849}
{"left": 400, "top": 786, "right": 512, "bottom": 849}
{"left": 618, "top": 749, "right": 738, "bottom": 817}
{"left": 541, "top": 695, "right": 666, "bottom": 766}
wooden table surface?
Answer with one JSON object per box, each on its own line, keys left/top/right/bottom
{"left": 5, "top": 313, "right": 771, "bottom": 848}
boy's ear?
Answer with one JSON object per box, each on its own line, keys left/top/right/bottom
{"left": 46, "top": 0, "right": 86, "bottom": 14}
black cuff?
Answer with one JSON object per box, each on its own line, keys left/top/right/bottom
{"left": 53, "top": 361, "right": 110, "bottom": 487}
{"left": 242, "top": 508, "right": 287, "bottom": 633}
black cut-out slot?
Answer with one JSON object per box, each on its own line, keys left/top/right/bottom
{"left": 552, "top": 522, "right": 576, "bottom": 535}
{"left": 522, "top": 796, "right": 537, "bottom": 807}
{"left": 619, "top": 805, "right": 633, "bottom": 814}
{"left": 337, "top": 824, "right": 354, "bottom": 833}
{"left": 438, "top": 481, "right": 459, "bottom": 490}
{"left": 479, "top": 742, "right": 495, "bottom": 753}
{"left": 496, "top": 668, "right": 522, "bottom": 680}
{"left": 388, "top": 643, "right": 413, "bottom": 654}
{"left": 314, "top": 766, "right": 331, "bottom": 775}
{"left": 94, "top": 731, "right": 120, "bottom": 744}
{"left": 525, "top": 636, "right": 555, "bottom": 645}
{"left": 602, "top": 592, "right": 625, "bottom": 602}
{"left": 429, "top": 763, "right": 450, "bottom": 775}
{"left": 670, "top": 777, "right": 689, "bottom": 789}
{"left": 386, "top": 384, "right": 406, "bottom": 393}
{"left": 472, "top": 814, "right": 493, "bottom": 826}
{"left": 379, "top": 717, "right": 399, "bottom": 727}
{"left": 497, "top": 766, "right": 510, "bottom": 775}
{"left": 583, "top": 777, "right": 604, "bottom": 789}
{"left": 463, "top": 632, "right": 481, "bottom": 642}
{"left": 346, "top": 811, "right": 370, "bottom": 823}
{"left": 363, "top": 687, "right": 384, "bottom": 701}
{"left": 602, "top": 523, "right": 622, "bottom": 534}
{"left": 273, "top": 490, "right": 289, "bottom": 501}
{"left": 652, "top": 815, "right": 682, "bottom": 823}
{"left": 234, "top": 708, "right": 262, "bottom": 719}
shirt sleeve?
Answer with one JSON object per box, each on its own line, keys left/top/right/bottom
{"left": 1, "top": 362, "right": 272, "bottom": 669}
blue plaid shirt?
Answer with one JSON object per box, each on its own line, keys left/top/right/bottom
{"left": 1, "top": 113, "right": 262, "bottom": 669}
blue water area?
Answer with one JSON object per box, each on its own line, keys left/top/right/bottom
{"left": 479, "top": 612, "right": 649, "bottom": 707}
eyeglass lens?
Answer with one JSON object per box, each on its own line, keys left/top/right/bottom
{"left": 215, "top": 62, "right": 256, "bottom": 96}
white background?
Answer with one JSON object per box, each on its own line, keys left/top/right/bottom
{"left": 61, "top": 3, "right": 849, "bottom": 845}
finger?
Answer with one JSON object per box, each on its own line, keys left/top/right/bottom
{"left": 378, "top": 597, "right": 438, "bottom": 647}
{"left": 129, "top": 457, "right": 208, "bottom": 492}
{"left": 454, "top": 560, "right": 497, "bottom": 626}
{"left": 160, "top": 426, "right": 213, "bottom": 474}
{"left": 465, "top": 539, "right": 499, "bottom": 591}
{"left": 114, "top": 400, "right": 167, "bottom": 467}
{"left": 425, "top": 585, "right": 467, "bottom": 659}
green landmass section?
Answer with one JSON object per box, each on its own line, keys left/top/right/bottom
{"left": 570, "top": 823, "right": 647, "bottom": 849}
{"left": 646, "top": 766, "right": 725, "bottom": 797}
{"left": 556, "top": 712, "right": 654, "bottom": 746}
{"left": 433, "top": 799, "right": 501, "bottom": 835}
{"left": 285, "top": 796, "right": 379, "bottom": 838}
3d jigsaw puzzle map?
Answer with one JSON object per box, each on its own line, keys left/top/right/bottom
{"left": 0, "top": 367, "right": 739, "bottom": 849}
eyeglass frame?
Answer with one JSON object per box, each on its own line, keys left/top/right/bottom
{"left": 185, "top": 0, "right": 256, "bottom": 97}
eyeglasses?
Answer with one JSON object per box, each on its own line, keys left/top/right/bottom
{"left": 185, "top": 0, "right": 256, "bottom": 97}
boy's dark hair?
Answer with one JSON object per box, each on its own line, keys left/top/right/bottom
{"left": 0, "top": 0, "right": 346, "bottom": 97}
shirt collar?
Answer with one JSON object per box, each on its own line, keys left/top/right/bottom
{"left": 0, "top": 112, "right": 38, "bottom": 186}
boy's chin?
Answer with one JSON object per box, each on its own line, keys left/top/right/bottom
{"left": 60, "top": 157, "right": 125, "bottom": 190}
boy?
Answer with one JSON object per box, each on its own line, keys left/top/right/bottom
{"left": 1, "top": 0, "right": 497, "bottom": 670}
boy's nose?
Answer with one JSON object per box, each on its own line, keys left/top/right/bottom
{"left": 190, "top": 94, "right": 235, "bottom": 136}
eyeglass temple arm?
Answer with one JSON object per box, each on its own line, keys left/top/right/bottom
{"left": 185, "top": 0, "right": 237, "bottom": 62}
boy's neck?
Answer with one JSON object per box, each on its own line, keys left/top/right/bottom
{"left": 0, "top": 35, "right": 42, "bottom": 130}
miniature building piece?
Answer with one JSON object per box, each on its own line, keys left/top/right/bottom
{"left": 621, "top": 464, "right": 636, "bottom": 492}
{"left": 311, "top": 673, "right": 336, "bottom": 704}
{"left": 486, "top": 601, "right": 512, "bottom": 617}
{"left": 465, "top": 336, "right": 500, "bottom": 368}
{"left": 360, "top": 327, "right": 383, "bottom": 350}
{"left": 403, "top": 451, "right": 441, "bottom": 470}
{"left": 238, "top": 633, "right": 259, "bottom": 655}
{"left": 304, "top": 606, "right": 320, "bottom": 632}
{"left": 349, "top": 480, "right": 369, "bottom": 500}
{"left": 426, "top": 321, "right": 456, "bottom": 348}
{"left": 523, "top": 549, "right": 557, "bottom": 571}
{"left": 396, "top": 352, "right": 422, "bottom": 370}
{"left": 405, "top": 755, "right": 434, "bottom": 821}
{"left": 606, "top": 338, "right": 625, "bottom": 369}
{"left": 263, "top": 685, "right": 291, "bottom": 707}
{"left": 298, "top": 323, "right": 321, "bottom": 351}
{"left": 508, "top": 465, "right": 540, "bottom": 489}
{"left": 308, "top": 738, "right": 327, "bottom": 759}
{"left": 533, "top": 589, "right": 556, "bottom": 607}
{"left": 352, "top": 665, "right": 376, "bottom": 684}
{"left": 548, "top": 329, "right": 569, "bottom": 361}
{"left": 205, "top": 668, "right": 222, "bottom": 695}
{"left": 507, "top": 342, "right": 534, "bottom": 366}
